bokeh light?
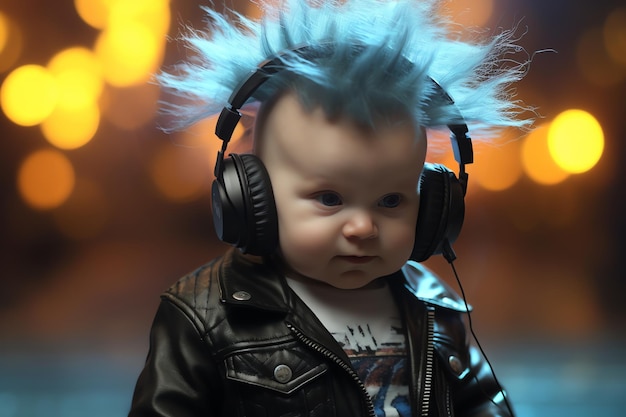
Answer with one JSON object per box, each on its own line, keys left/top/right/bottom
{"left": 470, "top": 134, "right": 523, "bottom": 191}
{"left": 604, "top": 7, "right": 626, "bottom": 67}
{"left": 17, "top": 149, "right": 76, "bottom": 210}
{"left": 148, "top": 144, "right": 210, "bottom": 202}
{"left": 40, "top": 104, "right": 101, "bottom": 150}
{"left": 75, "top": 0, "right": 171, "bottom": 35}
{"left": 440, "top": 0, "right": 494, "bottom": 27}
{"left": 1, "top": 65, "right": 58, "bottom": 126}
{"left": 521, "top": 124, "right": 570, "bottom": 185}
{"left": 47, "top": 47, "right": 104, "bottom": 111}
{"left": 108, "top": 0, "right": 171, "bottom": 37}
{"left": 94, "top": 22, "right": 162, "bottom": 87}
{"left": 40, "top": 47, "right": 104, "bottom": 149}
{"left": 548, "top": 109, "right": 604, "bottom": 174}
{"left": 0, "top": 11, "right": 23, "bottom": 73}
{"left": 0, "top": 12, "right": 8, "bottom": 52}
{"left": 576, "top": 27, "right": 625, "bottom": 86}
{"left": 74, "top": 0, "right": 111, "bottom": 30}
{"left": 87, "top": 0, "right": 170, "bottom": 88}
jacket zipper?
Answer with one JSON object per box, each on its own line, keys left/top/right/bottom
{"left": 421, "top": 305, "right": 436, "bottom": 417}
{"left": 286, "top": 322, "right": 376, "bottom": 417}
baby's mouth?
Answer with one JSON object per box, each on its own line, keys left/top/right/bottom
{"left": 337, "top": 255, "right": 376, "bottom": 264}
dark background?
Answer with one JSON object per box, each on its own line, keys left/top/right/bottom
{"left": 0, "top": 1, "right": 624, "bottom": 416}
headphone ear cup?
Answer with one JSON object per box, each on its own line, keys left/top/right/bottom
{"left": 211, "top": 153, "right": 278, "bottom": 256}
{"left": 411, "top": 163, "right": 465, "bottom": 262}
{"left": 238, "top": 154, "right": 279, "bottom": 255}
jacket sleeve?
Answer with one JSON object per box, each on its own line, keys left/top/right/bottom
{"left": 437, "top": 307, "right": 514, "bottom": 417}
{"left": 454, "top": 342, "right": 514, "bottom": 417}
{"left": 128, "top": 299, "right": 221, "bottom": 417}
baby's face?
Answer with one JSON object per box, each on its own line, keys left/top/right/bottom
{"left": 257, "top": 92, "right": 427, "bottom": 289}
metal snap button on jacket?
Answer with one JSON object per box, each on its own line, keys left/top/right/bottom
{"left": 448, "top": 355, "right": 464, "bottom": 375}
{"left": 232, "top": 291, "right": 251, "bottom": 301}
{"left": 273, "top": 364, "right": 293, "bottom": 383}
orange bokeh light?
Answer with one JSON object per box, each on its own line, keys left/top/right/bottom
{"left": 521, "top": 124, "right": 570, "bottom": 185}
{"left": 18, "top": 149, "right": 76, "bottom": 210}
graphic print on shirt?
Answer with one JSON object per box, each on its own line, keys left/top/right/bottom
{"left": 333, "top": 322, "right": 410, "bottom": 417}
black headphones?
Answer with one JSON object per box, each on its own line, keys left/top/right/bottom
{"left": 211, "top": 44, "right": 473, "bottom": 262}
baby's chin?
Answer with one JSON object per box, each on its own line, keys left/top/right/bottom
{"left": 291, "top": 269, "right": 388, "bottom": 290}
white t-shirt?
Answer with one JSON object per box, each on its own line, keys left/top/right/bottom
{"left": 287, "top": 276, "right": 410, "bottom": 417}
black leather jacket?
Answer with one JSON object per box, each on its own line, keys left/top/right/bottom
{"left": 129, "top": 249, "right": 513, "bottom": 417}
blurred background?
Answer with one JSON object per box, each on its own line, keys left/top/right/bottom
{"left": 0, "top": 0, "right": 624, "bottom": 416}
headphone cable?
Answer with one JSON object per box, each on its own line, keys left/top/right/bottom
{"left": 445, "top": 243, "right": 515, "bottom": 416}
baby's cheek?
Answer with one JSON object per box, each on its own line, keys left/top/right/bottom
{"left": 278, "top": 227, "right": 331, "bottom": 281}
{"left": 387, "top": 223, "right": 416, "bottom": 257}
{"left": 280, "top": 222, "right": 330, "bottom": 255}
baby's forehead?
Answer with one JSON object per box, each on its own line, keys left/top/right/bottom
{"left": 256, "top": 92, "right": 425, "bottom": 172}
{"left": 255, "top": 89, "right": 419, "bottom": 134}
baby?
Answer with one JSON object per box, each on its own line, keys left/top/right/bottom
{"left": 129, "top": 1, "right": 531, "bottom": 416}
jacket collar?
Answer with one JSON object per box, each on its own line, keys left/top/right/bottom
{"left": 401, "top": 261, "right": 470, "bottom": 312}
{"left": 217, "top": 249, "right": 469, "bottom": 314}
{"left": 218, "top": 249, "right": 292, "bottom": 313}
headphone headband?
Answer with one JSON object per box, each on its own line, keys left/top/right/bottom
{"left": 214, "top": 43, "right": 473, "bottom": 192}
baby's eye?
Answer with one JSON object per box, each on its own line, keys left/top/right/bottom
{"left": 315, "top": 192, "right": 342, "bottom": 206}
{"left": 378, "top": 194, "right": 402, "bottom": 208}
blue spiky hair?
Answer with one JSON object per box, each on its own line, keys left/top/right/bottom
{"left": 158, "top": 0, "right": 532, "bottom": 135}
